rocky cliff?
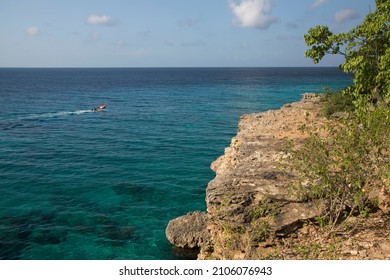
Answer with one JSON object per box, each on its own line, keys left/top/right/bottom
{"left": 166, "top": 94, "right": 390, "bottom": 260}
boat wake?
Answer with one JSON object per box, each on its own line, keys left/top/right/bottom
{"left": 18, "top": 110, "right": 94, "bottom": 120}
{"left": 0, "top": 109, "right": 104, "bottom": 131}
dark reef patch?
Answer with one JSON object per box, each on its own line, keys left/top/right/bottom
{"left": 111, "top": 182, "right": 149, "bottom": 196}
{"left": 0, "top": 211, "right": 63, "bottom": 259}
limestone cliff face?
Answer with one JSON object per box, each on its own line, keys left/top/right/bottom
{"left": 199, "top": 94, "right": 326, "bottom": 259}
{"left": 166, "top": 94, "right": 390, "bottom": 260}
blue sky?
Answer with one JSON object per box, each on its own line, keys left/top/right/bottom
{"left": 0, "top": 0, "right": 376, "bottom": 67}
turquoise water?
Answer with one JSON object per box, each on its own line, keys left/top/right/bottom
{"left": 0, "top": 68, "right": 351, "bottom": 259}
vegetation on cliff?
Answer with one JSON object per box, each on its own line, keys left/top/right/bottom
{"left": 291, "top": 0, "right": 390, "bottom": 230}
{"left": 288, "top": 104, "right": 389, "bottom": 230}
{"left": 304, "top": 0, "right": 390, "bottom": 110}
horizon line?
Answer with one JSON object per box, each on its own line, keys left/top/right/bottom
{"left": 0, "top": 66, "right": 341, "bottom": 69}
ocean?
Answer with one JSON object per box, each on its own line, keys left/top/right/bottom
{"left": 0, "top": 67, "right": 352, "bottom": 259}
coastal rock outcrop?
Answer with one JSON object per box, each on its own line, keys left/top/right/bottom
{"left": 166, "top": 94, "right": 390, "bottom": 260}
{"left": 198, "top": 94, "right": 328, "bottom": 259}
{"left": 165, "top": 211, "right": 209, "bottom": 249}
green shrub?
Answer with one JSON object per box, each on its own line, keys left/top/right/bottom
{"left": 320, "top": 89, "right": 355, "bottom": 118}
{"left": 249, "top": 220, "right": 270, "bottom": 243}
{"left": 289, "top": 105, "right": 389, "bottom": 230}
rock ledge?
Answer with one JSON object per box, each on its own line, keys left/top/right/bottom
{"left": 166, "top": 94, "right": 389, "bottom": 260}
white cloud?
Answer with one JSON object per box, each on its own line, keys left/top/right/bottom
{"left": 86, "top": 14, "right": 115, "bottom": 26}
{"left": 228, "top": 0, "right": 277, "bottom": 30}
{"left": 310, "top": 0, "right": 328, "bottom": 10}
{"left": 334, "top": 9, "right": 360, "bottom": 24}
{"left": 25, "top": 26, "right": 39, "bottom": 36}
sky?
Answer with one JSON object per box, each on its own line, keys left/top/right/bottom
{"left": 0, "top": 0, "right": 377, "bottom": 67}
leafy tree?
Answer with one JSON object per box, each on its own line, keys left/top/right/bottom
{"left": 304, "top": 0, "right": 390, "bottom": 110}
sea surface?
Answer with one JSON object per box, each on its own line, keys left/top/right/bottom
{"left": 0, "top": 67, "right": 352, "bottom": 260}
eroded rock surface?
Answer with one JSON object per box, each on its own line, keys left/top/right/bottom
{"left": 166, "top": 94, "right": 390, "bottom": 260}
{"left": 166, "top": 211, "right": 209, "bottom": 249}
{"left": 198, "top": 94, "right": 328, "bottom": 259}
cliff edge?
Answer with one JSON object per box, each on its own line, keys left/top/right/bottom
{"left": 166, "top": 94, "right": 390, "bottom": 260}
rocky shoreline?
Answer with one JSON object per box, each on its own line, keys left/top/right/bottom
{"left": 166, "top": 94, "right": 390, "bottom": 260}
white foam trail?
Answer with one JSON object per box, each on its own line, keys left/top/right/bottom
{"left": 19, "top": 110, "right": 93, "bottom": 120}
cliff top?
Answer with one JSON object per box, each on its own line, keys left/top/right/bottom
{"left": 167, "top": 94, "right": 390, "bottom": 260}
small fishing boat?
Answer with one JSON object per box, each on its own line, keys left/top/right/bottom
{"left": 93, "top": 104, "right": 107, "bottom": 111}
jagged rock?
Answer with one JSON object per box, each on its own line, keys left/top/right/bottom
{"left": 199, "top": 97, "right": 330, "bottom": 259}
{"left": 166, "top": 211, "right": 209, "bottom": 249}
{"left": 273, "top": 201, "right": 326, "bottom": 236}
{"left": 378, "top": 185, "right": 390, "bottom": 214}
{"left": 367, "top": 183, "right": 390, "bottom": 214}
{"left": 301, "top": 92, "right": 320, "bottom": 101}
{"left": 167, "top": 95, "right": 389, "bottom": 260}
{"left": 330, "top": 111, "right": 350, "bottom": 119}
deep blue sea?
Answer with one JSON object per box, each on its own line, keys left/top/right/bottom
{"left": 0, "top": 68, "right": 351, "bottom": 260}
